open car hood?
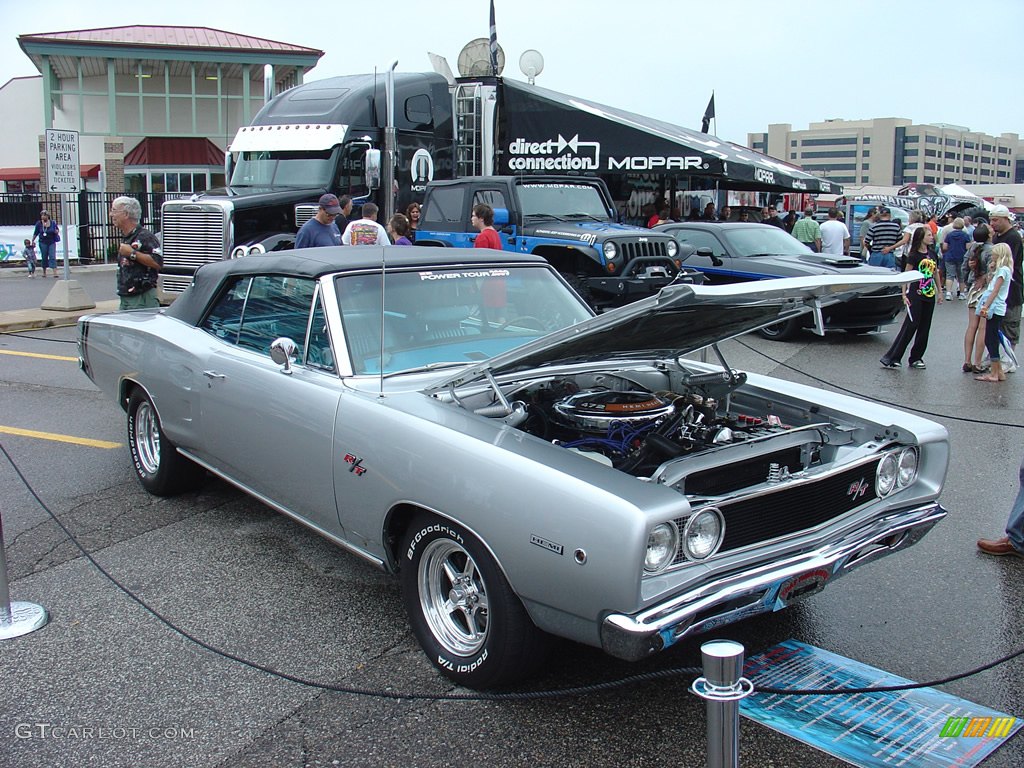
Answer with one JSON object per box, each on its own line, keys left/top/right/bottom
{"left": 427, "top": 272, "right": 919, "bottom": 392}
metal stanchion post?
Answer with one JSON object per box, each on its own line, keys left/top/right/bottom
{"left": 691, "top": 640, "right": 754, "bottom": 768}
{"left": 0, "top": 513, "right": 48, "bottom": 640}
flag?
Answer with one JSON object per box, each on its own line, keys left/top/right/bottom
{"left": 489, "top": 0, "right": 499, "bottom": 75}
{"left": 701, "top": 92, "right": 715, "bottom": 134}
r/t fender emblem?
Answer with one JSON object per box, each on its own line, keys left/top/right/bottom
{"left": 344, "top": 453, "right": 367, "bottom": 476}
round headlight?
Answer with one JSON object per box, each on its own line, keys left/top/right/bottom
{"left": 683, "top": 507, "right": 724, "bottom": 560}
{"left": 897, "top": 448, "right": 918, "bottom": 487}
{"left": 645, "top": 522, "right": 678, "bottom": 573}
{"left": 877, "top": 453, "right": 899, "bottom": 496}
{"left": 231, "top": 246, "right": 248, "bottom": 259}
{"left": 603, "top": 241, "right": 618, "bottom": 260}
{"left": 667, "top": 240, "right": 678, "bottom": 258}
{"left": 248, "top": 243, "right": 266, "bottom": 255}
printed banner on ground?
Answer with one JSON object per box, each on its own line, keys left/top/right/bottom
{"left": 741, "top": 640, "right": 1021, "bottom": 768}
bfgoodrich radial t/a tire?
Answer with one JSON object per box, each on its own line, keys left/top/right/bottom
{"left": 400, "top": 514, "right": 548, "bottom": 688}
{"left": 127, "top": 389, "right": 204, "bottom": 496}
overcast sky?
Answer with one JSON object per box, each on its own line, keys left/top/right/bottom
{"left": 2, "top": 0, "right": 1021, "bottom": 147}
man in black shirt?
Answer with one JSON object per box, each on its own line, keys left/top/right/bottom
{"left": 109, "top": 196, "right": 161, "bottom": 310}
{"left": 762, "top": 206, "right": 785, "bottom": 228}
{"left": 991, "top": 205, "right": 1023, "bottom": 370}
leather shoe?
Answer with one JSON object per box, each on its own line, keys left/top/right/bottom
{"left": 977, "top": 536, "right": 1023, "bottom": 557}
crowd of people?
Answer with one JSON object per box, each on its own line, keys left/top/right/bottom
{"left": 866, "top": 204, "right": 1022, "bottom": 380}
{"left": 294, "top": 194, "right": 425, "bottom": 249}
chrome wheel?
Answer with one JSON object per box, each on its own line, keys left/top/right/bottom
{"left": 417, "top": 539, "right": 489, "bottom": 657}
{"left": 133, "top": 399, "right": 161, "bottom": 476}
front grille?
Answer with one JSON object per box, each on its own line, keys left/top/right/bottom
{"left": 161, "top": 275, "right": 194, "bottom": 294}
{"left": 673, "top": 458, "right": 881, "bottom": 563}
{"left": 685, "top": 447, "right": 804, "bottom": 496}
{"left": 295, "top": 204, "right": 317, "bottom": 228}
{"left": 619, "top": 239, "right": 669, "bottom": 261}
{"left": 161, "top": 208, "right": 228, "bottom": 270}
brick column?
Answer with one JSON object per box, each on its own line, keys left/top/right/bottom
{"left": 104, "top": 137, "right": 125, "bottom": 193}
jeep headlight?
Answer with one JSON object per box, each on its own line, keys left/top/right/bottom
{"left": 248, "top": 243, "right": 266, "bottom": 255}
{"left": 897, "top": 448, "right": 918, "bottom": 488}
{"left": 667, "top": 239, "right": 678, "bottom": 258}
{"left": 231, "top": 246, "right": 248, "bottom": 259}
{"left": 877, "top": 453, "right": 899, "bottom": 496}
{"left": 683, "top": 507, "right": 724, "bottom": 560}
{"left": 644, "top": 522, "right": 678, "bottom": 573}
{"left": 603, "top": 241, "right": 618, "bottom": 260}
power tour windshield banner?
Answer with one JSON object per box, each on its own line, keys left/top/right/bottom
{"left": 496, "top": 79, "right": 840, "bottom": 195}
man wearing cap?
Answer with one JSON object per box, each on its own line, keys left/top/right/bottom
{"left": 294, "top": 194, "right": 344, "bottom": 249}
{"left": 864, "top": 207, "right": 903, "bottom": 270}
{"left": 990, "top": 204, "right": 1022, "bottom": 370}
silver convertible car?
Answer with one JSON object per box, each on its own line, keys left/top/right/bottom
{"left": 78, "top": 247, "right": 948, "bottom": 689}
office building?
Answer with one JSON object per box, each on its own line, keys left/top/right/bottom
{"left": 749, "top": 119, "right": 1022, "bottom": 188}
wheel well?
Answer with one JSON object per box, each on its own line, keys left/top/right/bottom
{"left": 532, "top": 245, "right": 598, "bottom": 276}
{"left": 119, "top": 378, "right": 143, "bottom": 413}
{"left": 382, "top": 502, "right": 429, "bottom": 571}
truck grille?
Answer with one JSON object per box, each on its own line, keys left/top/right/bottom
{"left": 295, "top": 204, "right": 317, "bottom": 228}
{"left": 161, "top": 208, "right": 228, "bottom": 271}
{"left": 619, "top": 239, "right": 669, "bottom": 261}
{"left": 673, "top": 458, "right": 881, "bottom": 563}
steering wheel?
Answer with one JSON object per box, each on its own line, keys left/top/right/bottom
{"left": 497, "top": 315, "right": 547, "bottom": 332}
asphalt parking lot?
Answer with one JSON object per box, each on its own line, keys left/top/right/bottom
{"left": 1, "top": 270, "right": 1022, "bottom": 767}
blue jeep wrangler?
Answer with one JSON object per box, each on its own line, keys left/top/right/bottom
{"left": 416, "top": 175, "right": 697, "bottom": 308}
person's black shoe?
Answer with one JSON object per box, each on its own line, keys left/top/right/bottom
{"left": 909, "top": 360, "right": 926, "bottom": 369}
{"left": 880, "top": 358, "right": 901, "bottom": 369}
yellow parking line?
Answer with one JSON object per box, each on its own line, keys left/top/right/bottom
{"left": 0, "top": 426, "right": 122, "bottom": 449}
{"left": 0, "top": 349, "right": 78, "bottom": 362}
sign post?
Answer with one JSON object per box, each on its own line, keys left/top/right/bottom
{"left": 40, "top": 128, "right": 95, "bottom": 311}
{"left": 44, "top": 128, "right": 79, "bottom": 281}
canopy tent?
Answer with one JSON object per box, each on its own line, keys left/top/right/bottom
{"left": 497, "top": 79, "right": 840, "bottom": 195}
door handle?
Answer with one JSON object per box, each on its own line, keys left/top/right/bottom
{"left": 202, "top": 370, "right": 226, "bottom": 380}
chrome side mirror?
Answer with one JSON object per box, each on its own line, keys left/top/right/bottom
{"left": 270, "top": 337, "right": 298, "bottom": 374}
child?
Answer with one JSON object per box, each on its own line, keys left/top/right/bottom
{"left": 974, "top": 243, "right": 1014, "bottom": 382}
{"left": 22, "top": 238, "right": 37, "bottom": 277}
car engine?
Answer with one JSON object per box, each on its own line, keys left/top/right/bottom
{"left": 495, "top": 368, "right": 837, "bottom": 493}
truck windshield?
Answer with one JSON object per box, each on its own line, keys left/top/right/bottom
{"left": 230, "top": 149, "right": 334, "bottom": 188}
{"left": 517, "top": 183, "right": 611, "bottom": 220}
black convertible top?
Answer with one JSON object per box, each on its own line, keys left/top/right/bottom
{"left": 164, "top": 245, "right": 548, "bottom": 326}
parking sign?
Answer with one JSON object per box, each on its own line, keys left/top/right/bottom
{"left": 45, "top": 129, "right": 80, "bottom": 193}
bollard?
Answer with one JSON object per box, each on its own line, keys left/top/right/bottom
{"left": 0, "top": 513, "right": 48, "bottom": 640}
{"left": 691, "top": 640, "right": 753, "bottom": 768}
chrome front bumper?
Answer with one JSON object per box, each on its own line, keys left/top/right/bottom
{"left": 601, "top": 502, "right": 946, "bottom": 662}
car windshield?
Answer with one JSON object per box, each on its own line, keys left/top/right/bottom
{"left": 720, "top": 226, "right": 812, "bottom": 257}
{"left": 335, "top": 265, "right": 592, "bottom": 375}
{"left": 230, "top": 149, "right": 334, "bottom": 188}
{"left": 517, "top": 183, "right": 611, "bottom": 220}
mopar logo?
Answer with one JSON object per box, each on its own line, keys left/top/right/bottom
{"left": 754, "top": 168, "right": 776, "bottom": 185}
{"left": 608, "top": 156, "right": 705, "bottom": 171}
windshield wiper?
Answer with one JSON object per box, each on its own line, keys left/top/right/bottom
{"left": 525, "top": 213, "right": 567, "bottom": 221}
{"left": 563, "top": 213, "right": 605, "bottom": 221}
{"left": 383, "top": 361, "right": 466, "bottom": 378}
